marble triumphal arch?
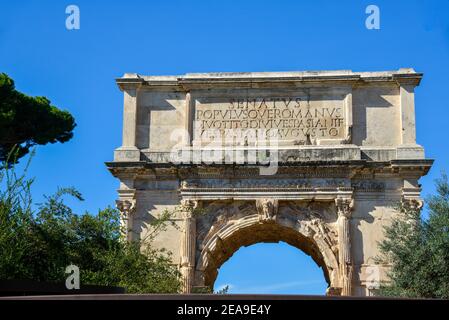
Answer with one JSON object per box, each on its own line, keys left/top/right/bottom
{"left": 107, "top": 69, "right": 432, "bottom": 296}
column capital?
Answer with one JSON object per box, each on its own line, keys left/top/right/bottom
{"left": 401, "top": 196, "right": 424, "bottom": 211}
{"left": 180, "top": 199, "right": 201, "bottom": 218}
{"left": 116, "top": 198, "right": 136, "bottom": 217}
{"left": 335, "top": 197, "right": 354, "bottom": 219}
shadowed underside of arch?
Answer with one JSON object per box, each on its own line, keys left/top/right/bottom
{"left": 200, "top": 221, "right": 331, "bottom": 290}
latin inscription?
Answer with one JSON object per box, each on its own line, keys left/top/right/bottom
{"left": 194, "top": 96, "right": 346, "bottom": 143}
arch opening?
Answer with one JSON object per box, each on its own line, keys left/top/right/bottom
{"left": 201, "top": 222, "right": 332, "bottom": 291}
{"left": 214, "top": 241, "right": 329, "bottom": 294}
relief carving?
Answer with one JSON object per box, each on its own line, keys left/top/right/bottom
{"left": 282, "top": 201, "right": 337, "bottom": 224}
{"left": 305, "top": 219, "right": 339, "bottom": 254}
{"left": 256, "top": 199, "right": 279, "bottom": 223}
{"left": 196, "top": 201, "right": 253, "bottom": 251}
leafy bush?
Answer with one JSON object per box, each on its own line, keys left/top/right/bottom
{"left": 0, "top": 152, "right": 181, "bottom": 293}
{"left": 378, "top": 173, "right": 449, "bottom": 298}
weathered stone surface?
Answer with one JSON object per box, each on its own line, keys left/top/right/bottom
{"left": 108, "top": 69, "right": 432, "bottom": 296}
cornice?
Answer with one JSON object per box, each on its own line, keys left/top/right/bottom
{"left": 115, "top": 69, "right": 423, "bottom": 91}
{"left": 105, "top": 159, "right": 433, "bottom": 180}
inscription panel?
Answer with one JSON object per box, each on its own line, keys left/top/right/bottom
{"left": 193, "top": 92, "right": 349, "bottom": 145}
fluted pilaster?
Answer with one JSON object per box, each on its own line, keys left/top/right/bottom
{"left": 180, "top": 200, "right": 199, "bottom": 293}
{"left": 116, "top": 195, "right": 136, "bottom": 242}
{"left": 335, "top": 197, "right": 354, "bottom": 296}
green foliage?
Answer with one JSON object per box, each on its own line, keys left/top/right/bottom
{"left": 0, "top": 155, "right": 181, "bottom": 293}
{"left": 192, "top": 286, "right": 213, "bottom": 294}
{"left": 190, "top": 285, "right": 229, "bottom": 294}
{"left": 378, "top": 173, "right": 449, "bottom": 298}
{"left": 84, "top": 244, "right": 181, "bottom": 293}
{"left": 0, "top": 150, "right": 35, "bottom": 279}
{"left": 215, "top": 285, "right": 229, "bottom": 294}
{"left": 0, "top": 73, "right": 76, "bottom": 163}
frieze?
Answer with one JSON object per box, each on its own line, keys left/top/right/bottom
{"left": 351, "top": 180, "right": 385, "bottom": 191}
{"left": 181, "top": 178, "right": 349, "bottom": 190}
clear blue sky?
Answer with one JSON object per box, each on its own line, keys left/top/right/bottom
{"left": 1, "top": 0, "right": 448, "bottom": 294}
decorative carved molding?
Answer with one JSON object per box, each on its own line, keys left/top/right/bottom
{"left": 256, "top": 199, "right": 279, "bottom": 223}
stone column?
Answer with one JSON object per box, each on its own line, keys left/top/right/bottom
{"left": 335, "top": 198, "right": 354, "bottom": 296}
{"left": 180, "top": 200, "right": 199, "bottom": 293}
{"left": 116, "top": 191, "right": 136, "bottom": 242}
